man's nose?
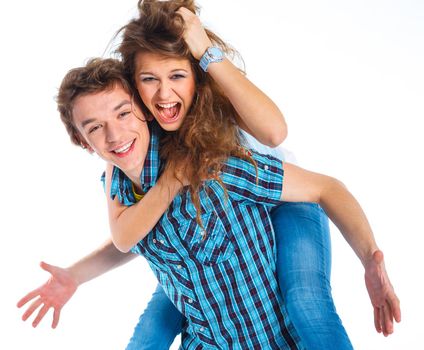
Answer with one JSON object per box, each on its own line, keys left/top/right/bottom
{"left": 105, "top": 122, "right": 122, "bottom": 144}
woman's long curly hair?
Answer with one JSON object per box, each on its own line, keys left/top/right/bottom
{"left": 117, "top": 0, "right": 255, "bottom": 224}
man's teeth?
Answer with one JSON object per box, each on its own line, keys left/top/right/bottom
{"left": 158, "top": 102, "right": 178, "bottom": 108}
{"left": 114, "top": 141, "right": 133, "bottom": 154}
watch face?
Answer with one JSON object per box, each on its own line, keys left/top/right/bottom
{"left": 208, "top": 47, "right": 223, "bottom": 60}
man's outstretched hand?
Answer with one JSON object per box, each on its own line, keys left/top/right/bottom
{"left": 364, "top": 250, "right": 401, "bottom": 336}
{"left": 17, "top": 261, "right": 78, "bottom": 328}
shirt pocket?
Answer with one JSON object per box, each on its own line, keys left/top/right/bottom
{"left": 179, "top": 212, "right": 234, "bottom": 266}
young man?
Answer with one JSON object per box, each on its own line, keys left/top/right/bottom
{"left": 19, "top": 57, "right": 399, "bottom": 349}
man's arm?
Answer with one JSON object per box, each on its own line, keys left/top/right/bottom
{"left": 178, "top": 7, "right": 287, "bottom": 147}
{"left": 17, "top": 239, "right": 134, "bottom": 328}
{"left": 282, "top": 163, "right": 378, "bottom": 263}
{"left": 282, "top": 162, "right": 401, "bottom": 336}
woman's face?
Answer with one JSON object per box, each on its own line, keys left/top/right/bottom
{"left": 135, "top": 52, "right": 196, "bottom": 131}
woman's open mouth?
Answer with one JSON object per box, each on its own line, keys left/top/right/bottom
{"left": 156, "top": 102, "right": 181, "bottom": 124}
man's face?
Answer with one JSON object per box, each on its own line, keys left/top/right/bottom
{"left": 72, "top": 84, "right": 150, "bottom": 179}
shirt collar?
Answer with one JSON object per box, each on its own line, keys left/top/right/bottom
{"left": 138, "top": 121, "right": 161, "bottom": 188}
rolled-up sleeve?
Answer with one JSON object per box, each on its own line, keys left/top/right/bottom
{"left": 220, "top": 149, "right": 283, "bottom": 206}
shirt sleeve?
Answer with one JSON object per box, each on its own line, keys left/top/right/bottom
{"left": 219, "top": 150, "right": 284, "bottom": 206}
{"left": 99, "top": 167, "right": 137, "bottom": 206}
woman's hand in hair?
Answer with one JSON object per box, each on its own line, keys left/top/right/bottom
{"left": 177, "top": 7, "right": 212, "bottom": 60}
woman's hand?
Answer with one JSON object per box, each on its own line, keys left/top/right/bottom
{"left": 177, "top": 7, "right": 212, "bottom": 60}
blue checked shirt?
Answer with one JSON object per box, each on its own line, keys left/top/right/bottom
{"left": 103, "top": 122, "right": 303, "bottom": 349}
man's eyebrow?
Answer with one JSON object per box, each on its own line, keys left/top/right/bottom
{"left": 113, "top": 100, "right": 131, "bottom": 111}
{"left": 81, "top": 118, "right": 96, "bottom": 128}
{"left": 80, "top": 100, "right": 132, "bottom": 128}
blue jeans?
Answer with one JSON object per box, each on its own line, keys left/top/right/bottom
{"left": 272, "top": 202, "right": 353, "bottom": 350}
{"left": 126, "top": 202, "right": 353, "bottom": 350}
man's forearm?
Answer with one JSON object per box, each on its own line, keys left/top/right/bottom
{"left": 67, "top": 238, "right": 136, "bottom": 285}
{"left": 319, "top": 178, "right": 379, "bottom": 266}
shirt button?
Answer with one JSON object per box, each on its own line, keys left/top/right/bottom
{"left": 264, "top": 165, "right": 269, "bottom": 170}
{"left": 199, "top": 327, "right": 205, "bottom": 332}
{"left": 153, "top": 239, "right": 157, "bottom": 243}
{"left": 187, "top": 298, "right": 193, "bottom": 304}
{"left": 177, "top": 265, "right": 182, "bottom": 269}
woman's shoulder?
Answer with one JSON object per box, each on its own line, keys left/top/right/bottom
{"left": 238, "top": 129, "right": 297, "bottom": 164}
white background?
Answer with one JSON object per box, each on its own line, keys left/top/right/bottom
{"left": 1, "top": 0, "right": 423, "bottom": 349}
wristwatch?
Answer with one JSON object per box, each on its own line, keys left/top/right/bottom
{"left": 199, "top": 46, "right": 224, "bottom": 72}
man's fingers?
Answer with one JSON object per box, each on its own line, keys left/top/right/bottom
{"left": 379, "top": 306, "right": 388, "bottom": 336}
{"left": 374, "top": 306, "right": 382, "bottom": 333}
{"left": 388, "top": 293, "right": 401, "bottom": 323}
{"left": 32, "top": 304, "right": 50, "bottom": 328}
{"left": 383, "top": 303, "right": 394, "bottom": 335}
{"left": 21, "top": 298, "right": 43, "bottom": 321}
{"left": 17, "top": 289, "right": 40, "bottom": 308}
{"left": 52, "top": 308, "right": 62, "bottom": 329}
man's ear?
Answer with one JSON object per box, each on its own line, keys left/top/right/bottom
{"left": 83, "top": 143, "right": 95, "bottom": 154}
{"left": 79, "top": 139, "right": 94, "bottom": 153}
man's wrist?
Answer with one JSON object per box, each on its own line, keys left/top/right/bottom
{"left": 65, "top": 266, "right": 83, "bottom": 286}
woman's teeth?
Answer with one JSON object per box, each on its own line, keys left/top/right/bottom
{"left": 157, "top": 102, "right": 178, "bottom": 108}
{"left": 157, "top": 102, "right": 179, "bottom": 120}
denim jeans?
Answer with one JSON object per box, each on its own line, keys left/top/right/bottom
{"left": 126, "top": 202, "right": 353, "bottom": 350}
{"left": 272, "top": 202, "right": 353, "bottom": 350}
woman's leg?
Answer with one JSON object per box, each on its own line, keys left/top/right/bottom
{"left": 271, "top": 202, "right": 354, "bottom": 350}
{"left": 126, "top": 284, "right": 185, "bottom": 350}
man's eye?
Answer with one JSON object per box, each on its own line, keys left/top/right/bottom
{"left": 119, "top": 111, "right": 131, "bottom": 118}
{"left": 89, "top": 125, "right": 101, "bottom": 134}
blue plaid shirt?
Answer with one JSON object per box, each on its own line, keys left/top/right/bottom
{"left": 103, "top": 123, "right": 303, "bottom": 349}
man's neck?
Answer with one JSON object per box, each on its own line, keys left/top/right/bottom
{"left": 124, "top": 169, "right": 142, "bottom": 193}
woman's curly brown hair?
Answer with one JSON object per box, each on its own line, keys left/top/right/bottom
{"left": 117, "top": 0, "right": 256, "bottom": 225}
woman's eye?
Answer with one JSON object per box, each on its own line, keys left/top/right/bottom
{"left": 141, "top": 77, "right": 156, "bottom": 82}
{"left": 171, "top": 74, "right": 185, "bottom": 80}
